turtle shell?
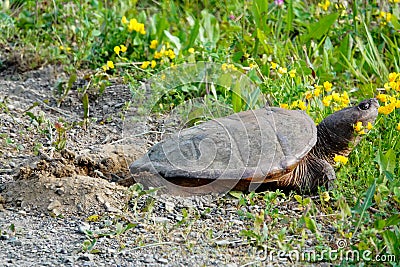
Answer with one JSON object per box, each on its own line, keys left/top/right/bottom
{"left": 130, "top": 107, "right": 317, "bottom": 193}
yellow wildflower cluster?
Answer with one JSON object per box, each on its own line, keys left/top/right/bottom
{"left": 377, "top": 11, "right": 393, "bottom": 25}
{"left": 334, "top": 154, "right": 348, "bottom": 164}
{"left": 114, "top": 44, "right": 127, "bottom": 55}
{"left": 290, "top": 100, "right": 307, "bottom": 110}
{"left": 102, "top": 60, "right": 114, "bottom": 71}
{"left": 278, "top": 67, "right": 287, "bottom": 74}
{"left": 321, "top": 191, "right": 330, "bottom": 202}
{"left": 397, "top": 122, "right": 400, "bottom": 131}
{"left": 153, "top": 47, "right": 176, "bottom": 60}
{"left": 270, "top": 61, "right": 296, "bottom": 78}
{"left": 353, "top": 121, "right": 373, "bottom": 135}
{"left": 141, "top": 60, "right": 157, "bottom": 69}
{"left": 318, "top": 0, "right": 331, "bottom": 11}
{"left": 377, "top": 72, "right": 400, "bottom": 115}
{"left": 221, "top": 63, "right": 238, "bottom": 71}
{"left": 384, "top": 72, "right": 400, "bottom": 91}
{"left": 377, "top": 95, "right": 400, "bottom": 115}
{"left": 323, "top": 81, "right": 333, "bottom": 92}
{"left": 149, "top": 40, "right": 158, "bottom": 50}
{"left": 121, "top": 16, "right": 146, "bottom": 34}
{"left": 322, "top": 91, "right": 350, "bottom": 110}
{"left": 59, "top": 45, "right": 72, "bottom": 52}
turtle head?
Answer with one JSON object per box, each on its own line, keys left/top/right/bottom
{"left": 315, "top": 98, "right": 379, "bottom": 162}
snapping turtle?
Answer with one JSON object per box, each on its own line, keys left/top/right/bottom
{"left": 129, "top": 98, "right": 379, "bottom": 195}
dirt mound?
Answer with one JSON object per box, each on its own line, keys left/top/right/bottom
{"left": 2, "top": 143, "right": 146, "bottom": 216}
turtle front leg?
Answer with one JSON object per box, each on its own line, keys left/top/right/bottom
{"left": 318, "top": 159, "right": 336, "bottom": 190}
{"left": 298, "top": 156, "right": 336, "bottom": 193}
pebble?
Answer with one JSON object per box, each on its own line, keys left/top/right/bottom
{"left": 78, "top": 254, "right": 94, "bottom": 261}
{"left": 143, "top": 256, "right": 155, "bottom": 263}
{"left": 78, "top": 222, "right": 91, "bottom": 234}
{"left": 47, "top": 200, "right": 61, "bottom": 211}
{"left": 157, "top": 257, "right": 169, "bottom": 264}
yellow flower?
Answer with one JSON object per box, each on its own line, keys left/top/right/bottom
{"left": 384, "top": 83, "right": 391, "bottom": 90}
{"left": 334, "top": 154, "right": 348, "bottom": 164}
{"left": 389, "top": 81, "right": 397, "bottom": 90}
{"left": 114, "top": 46, "right": 121, "bottom": 55}
{"left": 270, "top": 61, "right": 278, "bottom": 70}
{"left": 150, "top": 40, "right": 158, "bottom": 50}
{"left": 314, "top": 86, "right": 322, "bottom": 97}
{"left": 188, "top": 47, "right": 195, "bottom": 54}
{"left": 396, "top": 81, "right": 400, "bottom": 91}
{"left": 102, "top": 65, "right": 108, "bottom": 71}
{"left": 358, "top": 130, "right": 366, "bottom": 135}
{"left": 221, "top": 63, "right": 228, "bottom": 71}
{"left": 378, "top": 102, "right": 396, "bottom": 115}
{"left": 367, "top": 122, "right": 373, "bottom": 130}
{"left": 154, "top": 51, "right": 163, "bottom": 59}
{"left": 332, "top": 92, "right": 341, "bottom": 102}
{"left": 298, "top": 101, "right": 307, "bottom": 110}
{"left": 121, "top": 16, "right": 128, "bottom": 24}
{"left": 341, "top": 91, "right": 350, "bottom": 105}
{"left": 166, "top": 49, "right": 175, "bottom": 59}
{"left": 396, "top": 99, "right": 400, "bottom": 108}
{"left": 107, "top": 61, "right": 114, "bottom": 69}
{"left": 278, "top": 67, "right": 287, "bottom": 74}
{"left": 322, "top": 95, "right": 332, "bottom": 106}
{"left": 354, "top": 121, "right": 363, "bottom": 132}
{"left": 291, "top": 100, "right": 299, "bottom": 109}
{"left": 280, "top": 103, "right": 289, "bottom": 109}
{"left": 323, "top": 81, "right": 333, "bottom": 92}
{"left": 289, "top": 69, "right": 296, "bottom": 78}
{"left": 321, "top": 191, "right": 330, "bottom": 202}
{"left": 376, "top": 93, "right": 389, "bottom": 103}
{"left": 388, "top": 72, "right": 398, "bottom": 82}
{"left": 305, "top": 91, "right": 313, "bottom": 100}
{"left": 128, "top": 18, "right": 146, "bottom": 34}
{"left": 397, "top": 122, "right": 400, "bottom": 131}
{"left": 151, "top": 60, "right": 156, "bottom": 69}
{"left": 318, "top": 0, "right": 331, "bottom": 11}
{"left": 120, "top": 45, "right": 127, "bottom": 53}
{"left": 141, "top": 61, "right": 150, "bottom": 69}
{"left": 379, "top": 11, "right": 392, "bottom": 23}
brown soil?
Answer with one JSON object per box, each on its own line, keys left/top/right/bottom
{"left": 0, "top": 64, "right": 148, "bottom": 216}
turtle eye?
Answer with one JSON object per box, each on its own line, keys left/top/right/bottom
{"left": 359, "top": 102, "right": 370, "bottom": 110}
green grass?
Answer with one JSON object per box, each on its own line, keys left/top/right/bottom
{"left": 1, "top": 0, "right": 399, "bottom": 265}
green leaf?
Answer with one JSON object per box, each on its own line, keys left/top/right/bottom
{"left": 229, "top": 191, "right": 243, "bottom": 199}
{"left": 385, "top": 214, "right": 400, "bottom": 228}
{"left": 382, "top": 229, "right": 399, "bottom": 258}
{"left": 199, "top": 10, "right": 220, "bottom": 48}
{"left": 82, "top": 93, "right": 89, "bottom": 120}
{"left": 375, "top": 149, "right": 396, "bottom": 175}
{"left": 303, "top": 216, "right": 317, "bottom": 233}
{"left": 251, "top": 0, "right": 269, "bottom": 32}
{"left": 232, "top": 81, "right": 243, "bottom": 113}
{"left": 301, "top": 13, "right": 339, "bottom": 43}
{"left": 186, "top": 19, "right": 200, "bottom": 49}
{"left": 67, "top": 73, "right": 77, "bottom": 89}
{"left": 163, "top": 30, "right": 182, "bottom": 52}
{"left": 352, "top": 179, "right": 376, "bottom": 239}
{"left": 286, "top": 0, "right": 293, "bottom": 34}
